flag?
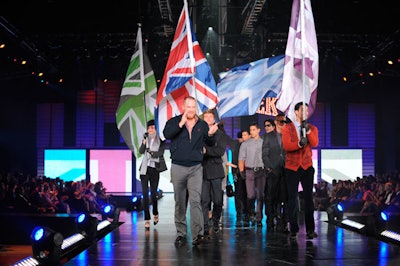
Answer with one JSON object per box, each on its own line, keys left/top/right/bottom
{"left": 156, "top": 0, "right": 218, "bottom": 140}
{"left": 217, "top": 55, "right": 284, "bottom": 118}
{"left": 275, "top": 0, "right": 319, "bottom": 121}
{"left": 116, "top": 26, "right": 157, "bottom": 158}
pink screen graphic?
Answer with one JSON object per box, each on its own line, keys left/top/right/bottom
{"left": 89, "top": 150, "right": 132, "bottom": 193}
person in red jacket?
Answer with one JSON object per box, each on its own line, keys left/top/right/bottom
{"left": 282, "top": 102, "right": 319, "bottom": 240}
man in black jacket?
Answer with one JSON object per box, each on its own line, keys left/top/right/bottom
{"left": 163, "top": 96, "right": 218, "bottom": 246}
{"left": 201, "top": 109, "right": 227, "bottom": 235}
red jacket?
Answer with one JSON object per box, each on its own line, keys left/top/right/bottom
{"left": 282, "top": 122, "right": 318, "bottom": 171}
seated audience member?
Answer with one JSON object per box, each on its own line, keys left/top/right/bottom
{"left": 94, "top": 181, "right": 111, "bottom": 207}
{"left": 360, "top": 184, "right": 381, "bottom": 215}
{"left": 313, "top": 181, "right": 330, "bottom": 210}
{"left": 84, "top": 182, "right": 100, "bottom": 213}
{"left": 67, "top": 181, "right": 87, "bottom": 213}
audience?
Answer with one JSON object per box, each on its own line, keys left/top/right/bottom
{"left": 0, "top": 172, "right": 110, "bottom": 215}
{"left": 1, "top": 170, "right": 400, "bottom": 217}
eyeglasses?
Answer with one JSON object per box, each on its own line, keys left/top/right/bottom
{"left": 276, "top": 120, "right": 286, "bottom": 125}
{"left": 265, "top": 124, "right": 272, "bottom": 127}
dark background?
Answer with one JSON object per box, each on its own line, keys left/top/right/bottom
{"left": 1, "top": 0, "right": 399, "bottom": 175}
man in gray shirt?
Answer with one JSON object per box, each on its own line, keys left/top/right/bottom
{"left": 238, "top": 122, "right": 265, "bottom": 226}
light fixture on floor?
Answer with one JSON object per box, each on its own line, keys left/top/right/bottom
{"left": 30, "top": 226, "right": 64, "bottom": 265}
{"left": 156, "top": 189, "right": 164, "bottom": 200}
{"left": 127, "top": 195, "right": 143, "bottom": 212}
{"left": 76, "top": 213, "right": 99, "bottom": 243}
{"left": 101, "top": 204, "right": 121, "bottom": 225}
{"left": 365, "top": 211, "right": 387, "bottom": 237}
{"left": 327, "top": 202, "right": 344, "bottom": 223}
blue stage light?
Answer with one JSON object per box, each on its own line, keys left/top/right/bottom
{"left": 30, "top": 226, "right": 63, "bottom": 264}
{"left": 77, "top": 213, "right": 86, "bottom": 224}
{"left": 101, "top": 204, "right": 120, "bottom": 224}
{"left": 380, "top": 211, "right": 389, "bottom": 222}
{"left": 103, "top": 204, "right": 112, "bottom": 214}
{"left": 76, "top": 212, "right": 99, "bottom": 243}
{"left": 32, "top": 227, "right": 45, "bottom": 242}
{"left": 327, "top": 203, "right": 344, "bottom": 223}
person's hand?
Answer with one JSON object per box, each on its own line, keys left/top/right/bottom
{"left": 208, "top": 122, "right": 218, "bottom": 136}
{"left": 301, "top": 120, "right": 310, "bottom": 133}
{"left": 299, "top": 136, "right": 308, "bottom": 147}
{"left": 179, "top": 111, "right": 188, "bottom": 127}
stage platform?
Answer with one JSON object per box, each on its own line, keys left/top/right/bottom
{"left": 3, "top": 193, "right": 400, "bottom": 266}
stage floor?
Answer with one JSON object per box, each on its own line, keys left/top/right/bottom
{"left": 3, "top": 193, "right": 400, "bottom": 266}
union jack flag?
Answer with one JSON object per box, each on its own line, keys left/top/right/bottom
{"left": 156, "top": 0, "right": 218, "bottom": 140}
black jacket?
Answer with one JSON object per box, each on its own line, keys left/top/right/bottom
{"left": 163, "top": 115, "right": 215, "bottom": 167}
{"left": 202, "top": 129, "right": 227, "bottom": 179}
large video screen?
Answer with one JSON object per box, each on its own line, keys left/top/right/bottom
{"left": 44, "top": 149, "right": 86, "bottom": 182}
{"left": 89, "top": 149, "right": 133, "bottom": 193}
{"left": 321, "top": 149, "right": 362, "bottom": 183}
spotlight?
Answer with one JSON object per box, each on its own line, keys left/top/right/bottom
{"left": 127, "top": 195, "right": 143, "bottom": 212}
{"left": 31, "top": 226, "right": 64, "bottom": 265}
{"left": 327, "top": 203, "right": 344, "bottom": 223}
{"left": 365, "top": 212, "right": 387, "bottom": 236}
{"left": 75, "top": 213, "right": 99, "bottom": 243}
{"left": 101, "top": 204, "right": 120, "bottom": 225}
{"left": 156, "top": 189, "right": 163, "bottom": 200}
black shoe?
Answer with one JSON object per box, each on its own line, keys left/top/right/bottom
{"left": 306, "top": 231, "right": 318, "bottom": 239}
{"left": 192, "top": 235, "right": 204, "bottom": 246}
{"left": 213, "top": 226, "right": 220, "bottom": 234}
{"left": 213, "top": 220, "right": 220, "bottom": 233}
{"left": 282, "top": 226, "right": 290, "bottom": 234}
{"left": 175, "top": 236, "right": 186, "bottom": 245}
{"left": 290, "top": 232, "right": 297, "bottom": 240}
{"left": 267, "top": 223, "right": 274, "bottom": 231}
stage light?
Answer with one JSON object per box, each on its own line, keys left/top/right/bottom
{"left": 365, "top": 212, "right": 387, "bottom": 237}
{"left": 327, "top": 203, "right": 344, "bottom": 223}
{"left": 101, "top": 204, "right": 120, "bottom": 225}
{"left": 127, "top": 195, "right": 143, "bottom": 212}
{"left": 30, "top": 226, "right": 64, "bottom": 265}
{"left": 76, "top": 213, "right": 99, "bottom": 243}
{"left": 156, "top": 189, "right": 164, "bottom": 200}
{"left": 380, "top": 211, "right": 389, "bottom": 222}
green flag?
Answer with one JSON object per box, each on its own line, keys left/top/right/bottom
{"left": 116, "top": 25, "right": 157, "bottom": 158}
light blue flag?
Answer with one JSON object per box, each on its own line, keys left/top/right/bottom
{"left": 217, "top": 54, "right": 284, "bottom": 118}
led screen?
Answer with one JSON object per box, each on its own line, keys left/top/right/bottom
{"left": 89, "top": 149, "right": 133, "bottom": 193}
{"left": 321, "top": 149, "right": 362, "bottom": 184}
{"left": 44, "top": 149, "right": 86, "bottom": 182}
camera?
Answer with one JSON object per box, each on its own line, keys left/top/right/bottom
{"left": 143, "top": 132, "right": 149, "bottom": 139}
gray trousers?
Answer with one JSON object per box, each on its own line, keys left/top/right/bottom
{"left": 171, "top": 163, "right": 204, "bottom": 238}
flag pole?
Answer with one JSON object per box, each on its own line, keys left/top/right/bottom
{"left": 183, "top": 0, "right": 201, "bottom": 114}
{"left": 137, "top": 23, "right": 149, "bottom": 125}
{"left": 300, "top": 0, "right": 306, "bottom": 119}
{"left": 300, "top": 0, "right": 307, "bottom": 137}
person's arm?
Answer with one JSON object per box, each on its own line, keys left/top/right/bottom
{"left": 282, "top": 123, "right": 301, "bottom": 152}
{"left": 139, "top": 139, "right": 146, "bottom": 154}
{"left": 306, "top": 124, "right": 319, "bottom": 147}
{"left": 150, "top": 139, "right": 166, "bottom": 158}
{"left": 163, "top": 115, "right": 183, "bottom": 139}
{"left": 204, "top": 130, "right": 226, "bottom": 157}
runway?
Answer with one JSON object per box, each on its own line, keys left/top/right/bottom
{"left": 4, "top": 193, "right": 400, "bottom": 266}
